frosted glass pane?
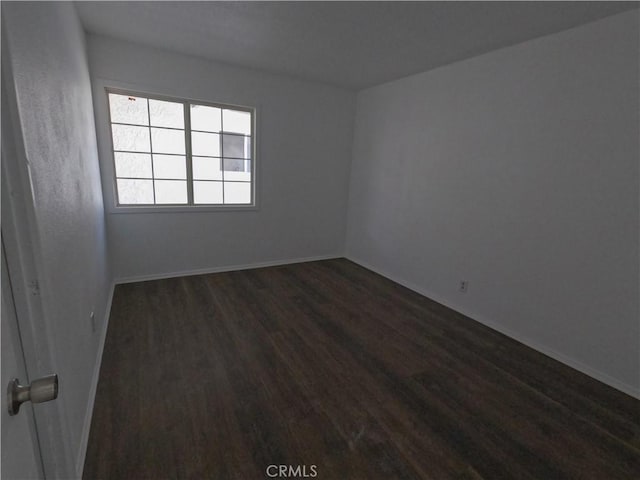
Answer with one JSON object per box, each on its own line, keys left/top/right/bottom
{"left": 222, "top": 134, "right": 251, "bottom": 159}
{"left": 149, "top": 99, "right": 184, "bottom": 129}
{"left": 112, "top": 124, "right": 150, "bottom": 152}
{"left": 114, "top": 152, "right": 152, "bottom": 178}
{"left": 155, "top": 180, "right": 187, "bottom": 204}
{"left": 151, "top": 128, "right": 185, "bottom": 154}
{"left": 117, "top": 179, "right": 153, "bottom": 204}
{"left": 191, "top": 105, "right": 221, "bottom": 132}
{"left": 222, "top": 109, "right": 251, "bottom": 134}
{"left": 193, "top": 156, "right": 222, "bottom": 180}
{"left": 109, "top": 94, "right": 148, "bottom": 125}
{"left": 191, "top": 132, "right": 220, "bottom": 157}
{"left": 194, "top": 181, "right": 223, "bottom": 204}
{"left": 153, "top": 155, "right": 186, "bottom": 179}
{"left": 224, "top": 182, "right": 251, "bottom": 204}
{"left": 223, "top": 160, "right": 251, "bottom": 181}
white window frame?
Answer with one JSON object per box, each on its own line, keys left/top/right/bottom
{"left": 105, "top": 87, "right": 257, "bottom": 211}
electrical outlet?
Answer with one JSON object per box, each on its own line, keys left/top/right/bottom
{"left": 459, "top": 281, "right": 468, "bottom": 293}
{"left": 90, "top": 311, "right": 96, "bottom": 333}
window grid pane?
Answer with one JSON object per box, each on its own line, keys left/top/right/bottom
{"left": 155, "top": 180, "right": 188, "bottom": 204}
{"left": 153, "top": 155, "right": 187, "bottom": 180}
{"left": 194, "top": 180, "right": 223, "bottom": 204}
{"left": 224, "top": 181, "right": 251, "bottom": 204}
{"left": 149, "top": 99, "right": 184, "bottom": 129}
{"left": 109, "top": 91, "right": 253, "bottom": 206}
{"left": 109, "top": 93, "right": 148, "bottom": 125}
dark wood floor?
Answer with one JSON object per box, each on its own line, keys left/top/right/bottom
{"left": 84, "top": 259, "right": 640, "bottom": 479}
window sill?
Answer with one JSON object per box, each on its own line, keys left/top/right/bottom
{"left": 108, "top": 205, "right": 259, "bottom": 214}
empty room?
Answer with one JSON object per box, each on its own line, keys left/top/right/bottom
{"left": 1, "top": 1, "right": 638, "bottom": 479}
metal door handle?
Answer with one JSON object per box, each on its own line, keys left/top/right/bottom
{"left": 7, "top": 374, "right": 58, "bottom": 416}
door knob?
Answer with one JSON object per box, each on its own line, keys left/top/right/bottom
{"left": 7, "top": 374, "right": 58, "bottom": 416}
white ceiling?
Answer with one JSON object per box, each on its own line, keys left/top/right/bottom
{"left": 75, "top": 1, "right": 638, "bottom": 90}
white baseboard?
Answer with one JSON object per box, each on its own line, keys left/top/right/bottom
{"left": 76, "top": 281, "right": 115, "bottom": 478}
{"left": 114, "top": 253, "right": 342, "bottom": 285}
{"left": 346, "top": 255, "right": 640, "bottom": 400}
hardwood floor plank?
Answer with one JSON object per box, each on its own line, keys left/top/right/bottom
{"left": 312, "top": 260, "right": 640, "bottom": 448}
{"left": 84, "top": 259, "right": 640, "bottom": 479}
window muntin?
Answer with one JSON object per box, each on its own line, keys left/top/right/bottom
{"left": 107, "top": 91, "right": 254, "bottom": 207}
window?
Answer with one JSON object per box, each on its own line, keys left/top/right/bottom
{"left": 107, "top": 90, "right": 254, "bottom": 207}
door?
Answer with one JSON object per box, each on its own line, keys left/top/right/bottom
{"left": 1, "top": 244, "right": 44, "bottom": 479}
{"left": 1, "top": 47, "right": 73, "bottom": 477}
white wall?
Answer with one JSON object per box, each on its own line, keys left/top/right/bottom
{"left": 2, "top": 1, "right": 111, "bottom": 475}
{"left": 346, "top": 11, "right": 639, "bottom": 396}
{"left": 87, "top": 35, "right": 355, "bottom": 281}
